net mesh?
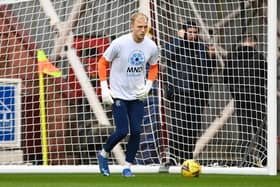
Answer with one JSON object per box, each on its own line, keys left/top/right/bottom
{"left": 157, "top": 0, "right": 267, "bottom": 167}
{"left": 0, "top": 0, "right": 268, "bottom": 169}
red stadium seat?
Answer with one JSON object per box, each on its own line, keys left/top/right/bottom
{"left": 66, "top": 36, "right": 110, "bottom": 100}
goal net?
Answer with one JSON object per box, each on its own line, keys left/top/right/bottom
{"left": 0, "top": 0, "right": 276, "bottom": 175}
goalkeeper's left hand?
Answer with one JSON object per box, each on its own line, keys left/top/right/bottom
{"left": 136, "top": 80, "right": 153, "bottom": 100}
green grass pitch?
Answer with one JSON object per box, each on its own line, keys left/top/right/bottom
{"left": 0, "top": 173, "right": 279, "bottom": 187}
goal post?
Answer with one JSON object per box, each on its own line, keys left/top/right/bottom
{"left": 157, "top": 0, "right": 277, "bottom": 175}
{"left": 266, "top": 0, "right": 277, "bottom": 176}
{"left": 0, "top": 0, "right": 277, "bottom": 175}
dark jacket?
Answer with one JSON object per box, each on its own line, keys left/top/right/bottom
{"left": 224, "top": 45, "right": 267, "bottom": 110}
{"left": 163, "top": 37, "right": 216, "bottom": 99}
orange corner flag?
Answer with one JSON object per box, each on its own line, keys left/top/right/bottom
{"left": 37, "top": 49, "right": 62, "bottom": 77}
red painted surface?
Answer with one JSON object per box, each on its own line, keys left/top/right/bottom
{"left": 68, "top": 36, "right": 110, "bottom": 99}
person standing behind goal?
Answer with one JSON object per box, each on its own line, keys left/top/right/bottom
{"left": 97, "top": 12, "right": 159, "bottom": 177}
{"left": 163, "top": 21, "right": 217, "bottom": 164}
{"left": 224, "top": 35, "right": 267, "bottom": 167}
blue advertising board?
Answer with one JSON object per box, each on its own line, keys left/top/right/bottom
{"left": 0, "top": 85, "right": 16, "bottom": 143}
{"left": 0, "top": 80, "right": 21, "bottom": 148}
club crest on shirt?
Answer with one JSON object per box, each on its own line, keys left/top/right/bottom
{"left": 127, "top": 50, "right": 145, "bottom": 76}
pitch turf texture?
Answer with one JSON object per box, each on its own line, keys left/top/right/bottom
{"left": 0, "top": 173, "right": 279, "bottom": 187}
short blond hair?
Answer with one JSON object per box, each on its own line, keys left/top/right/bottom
{"left": 130, "top": 12, "right": 148, "bottom": 24}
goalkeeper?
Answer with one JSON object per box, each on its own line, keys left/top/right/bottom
{"left": 97, "top": 12, "right": 159, "bottom": 177}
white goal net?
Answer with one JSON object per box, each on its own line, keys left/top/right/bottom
{"left": 0, "top": 0, "right": 277, "bottom": 175}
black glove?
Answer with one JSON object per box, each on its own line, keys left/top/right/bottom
{"left": 165, "top": 86, "right": 174, "bottom": 100}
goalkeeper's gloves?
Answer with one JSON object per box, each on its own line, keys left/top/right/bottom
{"left": 100, "top": 81, "right": 114, "bottom": 105}
{"left": 136, "top": 80, "right": 153, "bottom": 101}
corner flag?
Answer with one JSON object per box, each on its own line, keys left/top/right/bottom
{"left": 37, "top": 49, "right": 62, "bottom": 77}
{"left": 37, "top": 49, "right": 62, "bottom": 165}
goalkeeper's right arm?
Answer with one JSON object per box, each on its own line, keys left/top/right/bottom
{"left": 98, "top": 56, "right": 109, "bottom": 81}
{"left": 98, "top": 56, "right": 114, "bottom": 105}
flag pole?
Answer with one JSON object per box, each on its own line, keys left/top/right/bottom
{"left": 38, "top": 71, "right": 48, "bottom": 165}
{"left": 37, "top": 49, "right": 62, "bottom": 165}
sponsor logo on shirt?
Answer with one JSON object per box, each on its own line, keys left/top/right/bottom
{"left": 127, "top": 50, "right": 145, "bottom": 76}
